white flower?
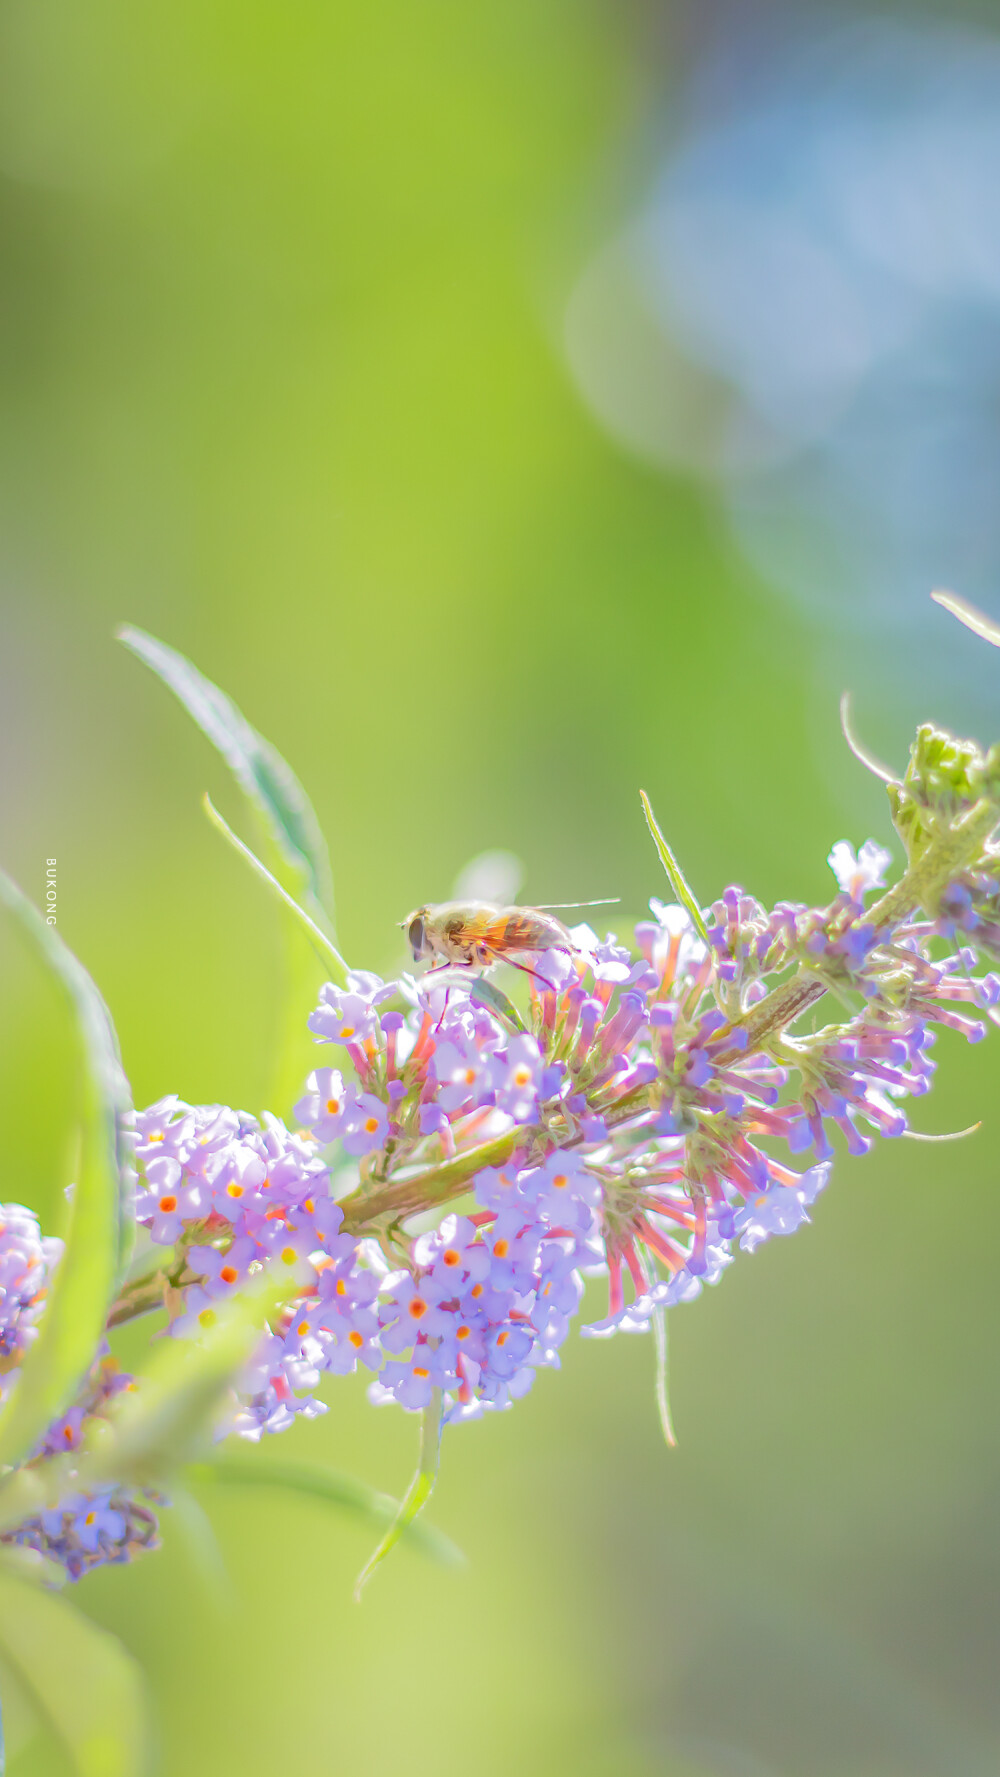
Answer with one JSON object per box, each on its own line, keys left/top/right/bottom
{"left": 827, "top": 839, "right": 892, "bottom": 901}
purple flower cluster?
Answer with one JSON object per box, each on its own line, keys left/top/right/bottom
{"left": 0, "top": 1204, "right": 63, "bottom": 1389}
{"left": 39, "top": 1353, "right": 137, "bottom": 1457}
{"left": 3, "top": 1487, "right": 161, "bottom": 1582}
{"left": 114, "top": 829, "right": 1000, "bottom": 1437}
{"left": 14, "top": 761, "right": 1000, "bottom": 1592}
{"left": 133, "top": 1097, "right": 375, "bottom": 1438}
{"left": 369, "top": 1160, "right": 594, "bottom": 1422}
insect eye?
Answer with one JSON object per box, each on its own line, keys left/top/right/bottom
{"left": 408, "top": 917, "right": 425, "bottom": 959}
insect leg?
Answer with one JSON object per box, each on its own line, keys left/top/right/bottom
{"left": 486, "top": 951, "right": 558, "bottom": 994}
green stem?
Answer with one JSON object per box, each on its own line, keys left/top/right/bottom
{"left": 353, "top": 1387, "right": 443, "bottom": 1599}
{"left": 337, "top": 1127, "right": 523, "bottom": 1231}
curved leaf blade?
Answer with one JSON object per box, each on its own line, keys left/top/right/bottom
{"left": 118, "top": 624, "right": 335, "bottom": 924}
{"left": 639, "top": 790, "right": 709, "bottom": 943}
{"left": 0, "top": 1268, "right": 296, "bottom": 1535}
{"left": 0, "top": 873, "right": 134, "bottom": 1470}
{"left": 0, "top": 1566, "right": 147, "bottom": 1777}
{"left": 202, "top": 795, "right": 348, "bottom": 987}
{"left": 187, "top": 1455, "right": 463, "bottom": 1568}
{"left": 79, "top": 1266, "right": 295, "bottom": 1490}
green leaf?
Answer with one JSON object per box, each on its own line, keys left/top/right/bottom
{"left": 0, "top": 1566, "right": 147, "bottom": 1777}
{"left": 468, "top": 976, "right": 527, "bottom": 1032}
{"left": 118, "top": 624, "right": 335, "bottom": 924}
{"left": 202, "top": 794, "right": 348, "bottom": 988}
{"left": 0, "top": 873, "right": 134, "bottom": 1471}
{"left": 931, "top": 588, "right": 1000, "bottom": 648}
{"left": 0, "top": 1267, "right": 297, "bottom": 1533}
{"left": 186, "top": 1456, "right": 463, "bottom": 1568}
{"left": 80, "top": 1266, "right": 295, "bottom": 1489}
{"left": 638, "top": 790, "right": 709, "bottom": 943}
{"left": 354, "top": 1387, "right": 444, "bottom": 1600}
{"left": 165, "top": 1485, "right": 237, "bottom": 1618}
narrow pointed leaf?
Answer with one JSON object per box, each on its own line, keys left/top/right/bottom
{"left": 355, "top": 1388, "right": 443, "bottom": 1599}
{"left": 0, "top": 1567, "right": 147, "bottom": 1777}
{"left": 118, "top": 624, "right": 335, "bottom": 922}
{"left": 188, "top": 1456, "right": 463, "bottom": 1566}
{"left": 203, "top": 795, "right": 348, "bottom": 987}
{"left": 839, "top": 692, "right": 895, "bottom": 785}
{"left": 0, "top": 873, "right": 134, "bottom": 1470}
{"left": 931, "top": 588, "right": 1000, "bottom": 648}
{"left": 651, "top": 1305, "right": 677, "bottom": 1449}
{"left": 639, "top": 790, "right": 709, "bottom": 943}
{"left": 167, "top": 1486, "right": 237, "bottom": 1617}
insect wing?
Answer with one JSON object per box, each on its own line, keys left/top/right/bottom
{"left": 487, "top": 908, "right": 571, "bottom": 955}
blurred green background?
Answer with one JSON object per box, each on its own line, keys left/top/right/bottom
{"left": 1, "top": 1, "right": 999, "bottom": 1773}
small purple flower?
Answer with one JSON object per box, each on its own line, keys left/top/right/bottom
{"left": 72, "top": 1495, "right": 127, "bottom": 1553}
{"left": 205, "top": 1142, "right": 267, "bottom": 1219}
{"left": 490, "top": 1034, "right": 547, "bottom": 1123}
{"left": 341, "top": 1092, "right": 389, "bottom": 1156}
{"left": 294, "top": 1067, "right": 355, "bottom": 1142}
{"left": 735, "top": 1163, "right": 831, "bottom": 1254}
{"left": 44, "top": 1404, "right": 86, "bottom": 1455}
{"left": 377, "top": 1350, "right": 439, "bottom": 1410}
{"left": 411, "top": 1215, "right": 491, "bottom": 1291}
{"left": 519, "top": 1152, "right": 602, "bottom": 1229}
{"left": 135, "top": 1156, "right": 206, "bottom": 1245}
{"left": 10, "top": 1487, "right": 160, "bottom": 1581}
{"left": 309, "top": 973, "right": 392, "bottom": 1047}
{"left": 378, "top": 1270, "right": 454, "bottom": 1353}
{"left": 185, "top": 1238, "right": 256, "bottom": 1298}
{"left": 431, "top": 1038, "right": 494, "bottom": 1114}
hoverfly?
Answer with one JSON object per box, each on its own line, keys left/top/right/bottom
{"left": 402, "top": 899, "right": 619, "bottom": 991}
